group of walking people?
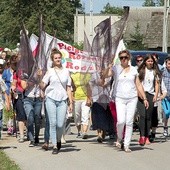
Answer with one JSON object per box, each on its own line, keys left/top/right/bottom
{"left": 0, "top": 48, "right": 170, "bottom": 154}
{"left": 0, "top": 49, "right": 72, "bottom": 155}
{"left": 92, "top": 49, "right": 170, "bottom": 153}
{"left": 103, "top": 50, "right": 170, "bottom": 152}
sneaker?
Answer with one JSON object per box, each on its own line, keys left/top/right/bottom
{"left": 82, "top": 133, "right": 88, "bottom": 139}
{"left": 109, "top": 134, "right": 116, "bottom": 140}
{"left": 76, "top": 132, "right": 82, "bottom": 138}
{"left": 163, "top": 129, "right": 168, "bottom": 137}
{"left": 34, "top": 137, "right": 39, "bottom": 144}
{"left": 29, "top": 141, "right": 35, "bottom": 147}
{"left": 52, "top": 147, "right": 58, "bottom": 154}
{"left": 149, "top": 132, "right": 156, "bottom": 142}
{"left": 42, "top": 143, "right": 49, "bottom": 151}
{"left": 139, "top": 136, "right": 145, "bottom": 146}
{"left": 19, "top": 138, "right": 24, "bottom": 143}
{"left": 145, "top": 137, "right": 151, "bottom": 145}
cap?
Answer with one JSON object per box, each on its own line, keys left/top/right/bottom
{"left": 0, "top": 58, "right": 5, "bottom": 65}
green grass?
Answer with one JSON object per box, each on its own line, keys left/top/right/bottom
{"left": 0, "top": 150, "right": 20, "bottom": 170}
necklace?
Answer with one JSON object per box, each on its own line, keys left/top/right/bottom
{"left": 122, "top": 65, "right": 130, "bottom": 77}
{"left": 146, "top": 68, "right": 153, "bottom": 84}
{"left": 147, "top": 76, "right": 151, "bottom": 83}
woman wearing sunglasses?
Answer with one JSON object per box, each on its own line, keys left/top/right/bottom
{"left": 104, "top": 50, "right": 148, "bottom": 153}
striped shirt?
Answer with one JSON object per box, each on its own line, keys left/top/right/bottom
{"left": 162, "top": 68, "right": 170, "bottom": 98}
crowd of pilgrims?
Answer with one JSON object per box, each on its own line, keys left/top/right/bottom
{"left": 0, "top": 49, "right": 170, "bottom": 154}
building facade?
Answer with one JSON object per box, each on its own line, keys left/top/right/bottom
{"left": 75, "top": 7, "right": 170, "bottom": 52}
{"left": 74, "top": 14, "right": 120, "bottom": 44}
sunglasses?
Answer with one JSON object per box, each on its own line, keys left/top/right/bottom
{"left": 119, "top": 56, "right": 129, "bottom": 60}
{"left": 136, "top": 59, "right": 143, "bottom": 62}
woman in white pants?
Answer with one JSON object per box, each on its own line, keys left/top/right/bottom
{"left": 104, "top": 50, "right": 149, "bottom": 152}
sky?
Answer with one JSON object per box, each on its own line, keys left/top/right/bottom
{"left": 81, "top": 0, "right": 145, "bottom": 13}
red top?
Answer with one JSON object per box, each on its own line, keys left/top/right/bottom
{"left": 13, "top": 71, "right": 24, "bottom": 93}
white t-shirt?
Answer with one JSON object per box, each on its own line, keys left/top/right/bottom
{"left": 42, "top": 67, "right": 71, "bottom": 101}
{"left": 142, "top": 68, "right": 155, "bottom": 95}
{"left": 112, "top": 65, "right": 138, "bottom": 99}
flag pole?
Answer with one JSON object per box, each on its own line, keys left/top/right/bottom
{"left": 89, "top": 0, "right": 93, "bottom": 44}
{"left": 162, "top": 0, "right": 169, "bottom": 52}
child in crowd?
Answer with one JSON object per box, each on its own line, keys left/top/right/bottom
{"left": 0, "top": 64, "right": 10, "bottom": 139}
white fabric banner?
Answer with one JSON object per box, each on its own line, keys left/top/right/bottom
{"left": 30, "top": 33, "right": 99, "bottom": 73}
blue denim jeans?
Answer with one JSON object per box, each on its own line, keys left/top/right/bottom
{"left": 23, "top": 97, "right": 42, "bottom": 141}
{"left": 44, "top": 105, "right": 50, "bottom": 143}
{"left": 45, "top": 97, "right": 67, "bottom": 146}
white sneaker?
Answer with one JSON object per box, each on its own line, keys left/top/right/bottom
{"left": 76, "top": 132, "right": 82, "bottom": 138}
{"left": 163, "top": 128, "right": 168, "bottom": 137}
{"left": 19, "top": 138, "right": 24, "bottom": 143}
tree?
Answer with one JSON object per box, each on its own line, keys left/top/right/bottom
{"left": 125, "top": 21, "right": 146, "bottom": 50}
{"left": 100, "top": 3, "right": 124, "bottom": 15}
{"left": 143, "top": 0, "right": 164, "bottom": 6}
{"left": 0, "top": 0, "right": 82, "bottom": 48}
{"left": 143, "top": 0, "right": 156, "bottom": 6}
{"left": 72, "top": 41, "right": 83, "bottom": 50}
{"left": 158, "top": 0, "right": 164, "bottom": 6}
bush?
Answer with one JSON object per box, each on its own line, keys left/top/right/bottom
{"left": 3, "top": 108, "right": 14, "bottom": 130}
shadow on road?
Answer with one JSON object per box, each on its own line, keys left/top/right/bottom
{"left": 0, "top": 146, "right": 17, "bottom": 150}
{"left": 35, "top": 143, "right": 81, "bottom": 153}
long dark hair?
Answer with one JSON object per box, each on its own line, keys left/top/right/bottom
{"left": 10, "top": 55, "right": 18, "bottom": 72}
{"left": 138, "top": 54, "right": 161, "bottom": 82}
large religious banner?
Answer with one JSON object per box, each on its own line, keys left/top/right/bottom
{"left": 30, "top": 33, "right": 99, "bottom": 73}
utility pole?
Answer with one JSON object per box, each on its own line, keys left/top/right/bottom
{"left": 162, "top": 0, "right": 169, "bottom": 52}
{"left": 89, "top": 0, "right": 93, "bottom": 43}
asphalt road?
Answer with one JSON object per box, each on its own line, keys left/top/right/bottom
{"left": 0, "top": 123, "right": 170, "bottom": 170}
